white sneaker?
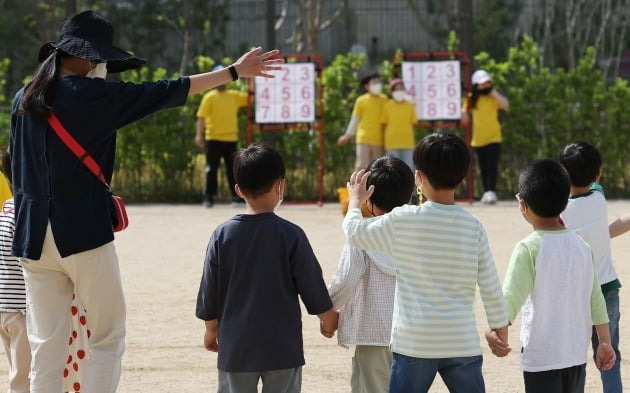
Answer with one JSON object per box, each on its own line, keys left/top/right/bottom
{"left": 487, "top": 191, "right": 498, "bottom": 204}
{"left": 480, "top": 191, "right": 491, "bottom": 204}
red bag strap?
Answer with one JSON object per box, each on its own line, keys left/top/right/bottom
{"left": 47, "top": 112, "right": 106, "bottom": 184}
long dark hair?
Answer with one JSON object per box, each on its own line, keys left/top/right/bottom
{"left": 1, "top": 150, "right": 11, "bottom": 185}
{"left": 20, "top": 50, "right": 65, "bottom": 120}
{"left": 470, "top": 84, "right": 481, "bottom": 110}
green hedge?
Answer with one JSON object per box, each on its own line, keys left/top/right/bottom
{"left": 1, "top": 37, "right": 629, "bottom": 201}
{"left": 475, "top": 36, "right": 630, "bottom": 198}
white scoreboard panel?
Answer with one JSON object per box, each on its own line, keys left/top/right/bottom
{"left": 254, "top": 63, "right": 316, "bottom": 123}
{"left": 401, "top": 60, "right": 461, "bottom": 121}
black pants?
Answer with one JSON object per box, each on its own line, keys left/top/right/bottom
{"left": 204, "top": 140, "right": 237, "bottom": 200}
{"left": 524, "top": 364, "right": 585, "bottom": 393}
{"left": 474, "top": 143, "right": 501, "bottom": 193}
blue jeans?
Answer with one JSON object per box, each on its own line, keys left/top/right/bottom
{"left": 389, "top": 353, "right": 485, "bottom": 393}
{"left": 588, "top": 289, "right": 622, "bottom": 393}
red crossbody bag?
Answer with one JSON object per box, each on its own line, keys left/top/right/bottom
{"left": 47, "top": 113, "right": 129, "bottom": 232}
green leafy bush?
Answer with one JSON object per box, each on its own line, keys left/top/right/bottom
{"left": 475, "top": 36, "right": 630, "bottom": 197}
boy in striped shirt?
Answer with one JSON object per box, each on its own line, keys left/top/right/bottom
{"left": 343, "top": 132, "right": 509, "bottom": 393}
{"left": 0, "top": 151, "right": 30, "bottom": 393}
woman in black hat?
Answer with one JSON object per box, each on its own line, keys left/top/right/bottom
{"left": 10, "top": 10, "right": 281, "bottom": 393}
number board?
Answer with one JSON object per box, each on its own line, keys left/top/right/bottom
{"left": 401, "top": 61, "right": 461, "bottom": 120}
{"left": 254, "top": 63, "right": 316, "bottom": 123}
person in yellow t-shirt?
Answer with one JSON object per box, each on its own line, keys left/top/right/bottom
{"left": 195, "top": 66, "right": 248, "bottom": 207}
{"left": 338, "top": 74, "right": 388, "bottom": 171}
{"left": 0, "top": 151, "right": 12, "bottom": 205}
{"left": 381, "top": 79, "right": 416, "bottom": 171}
{"left": 461, "top": 70, "right": 509, "bottom": 204}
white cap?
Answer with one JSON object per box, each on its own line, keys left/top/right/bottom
{"left": 472, "top": 70, "right": 491, "bottom": 85}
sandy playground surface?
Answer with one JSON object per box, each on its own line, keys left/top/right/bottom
{"left": 0, "top": 200, "right": 628, "bottom": 392}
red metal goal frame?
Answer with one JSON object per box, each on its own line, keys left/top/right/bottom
{"left": 246, "top": 54, "right": 325, "bottom": 205}
{"left": 392, "top": 51, "right": 474, "bottom": 203}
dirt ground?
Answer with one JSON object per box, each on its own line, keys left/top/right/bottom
{"left": 1, "top": 200, "right": 628, "bottom": 392}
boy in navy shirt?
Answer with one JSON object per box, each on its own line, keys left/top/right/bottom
{"left": 196, "top": 144, "right": 337, "bottom": 393}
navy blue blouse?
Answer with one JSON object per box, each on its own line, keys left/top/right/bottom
{"left": 10, "top": 76, "right": 190, "bottom": 259}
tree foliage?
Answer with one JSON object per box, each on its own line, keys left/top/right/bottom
{"left": 0, "top": 2, "right": 628, "bottom": 201}
{"left": 475, "top": 36, "right": 630, "bottom": 196}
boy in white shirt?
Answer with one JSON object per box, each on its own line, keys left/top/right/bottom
{"left": 559, "top": 142, "right": 622, "bottom": 393}
{"left": 487, "top": 159, "right": 615, "bottom": 393}
{"left": 328, "top": 156, "right": 414, "bottom": 393}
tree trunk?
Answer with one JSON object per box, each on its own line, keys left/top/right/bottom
{"left": 266, "top": 0, "right": 276, "bottom": 50}
{"left": 179, "top": 29, "right": 190, "bottom": 75}
{"left": 564, "top": 0, "right": 577, "bottom": 69}
{"left": 65, "top": 0, "right": 78, "bottom": 16}
{"left": 458, "top": 0, "right": 474, "bottom": 62}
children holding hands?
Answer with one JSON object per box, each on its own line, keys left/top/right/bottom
{"left": 196, "top": 145, "right": 337, "bottom": 393}
{"left": 195, "top": 137, "right": 622, "bottom": 393}
{"left": 344, "top": 133, "right": 509, "bottom": 393}
{"left": 487, "top": 159, "right": 616, "bottom": 393}
{"left": 329, "top": 156, "right": 415, "bottom": 393}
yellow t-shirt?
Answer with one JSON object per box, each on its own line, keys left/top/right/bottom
{"left": 381, "top": 100, "right": 416, "bottom": 149}
{"left": 196, "top": 90, "right": 248, "bottom": 142}
{"left": 0, "top": 172, "right": 11, "bottom": 205}
{"left": 463, "top": 94, "right": 502, "bottom": 147}
{"left": 352, "top": 93, "right": 388, "bottom": 146}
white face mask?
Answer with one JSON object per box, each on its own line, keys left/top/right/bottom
{"left": 275, "top": 181, "right": 284, "bottom": 210}
{"left": 368, "top": 83, "right": 382, "bottom": 95}
{"left": 86, "top": 62, "right": 107, "bottom": 79}
{"left": 392, "top": 91, "right": 406, "bottom": 102}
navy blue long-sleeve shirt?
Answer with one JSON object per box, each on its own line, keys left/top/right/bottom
{"left": 10, "top": 75, "right": 190, "bottom": 259}
{"left": 196, "top": 212, "right": 333, "bottom": 372}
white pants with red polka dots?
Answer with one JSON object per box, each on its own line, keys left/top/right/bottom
{"left": 21, "top": 223, "right": 126, "bottom": 393}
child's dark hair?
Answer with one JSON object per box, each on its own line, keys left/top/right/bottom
{"left": 20, "top": 50, "right": 67, "bottom": 120}
{"left": 518, "top": 159, "right": 570, "bottom": 218}
{"left": 413, "top": 132, "right": 469, "bottom": 189}
{"left": 1, "top": 151, "right": 10, "bottom": 185}
{"left": 360, "top": 73, "right": 380, "bottom": 88}
{"left": 559, "top": 141, "right": 601, "bottom": 187}
{"left": 233, "top": 144, "right": 285, "bottom": 198}
{"left": 366, "top": 156, "right": 414, "bottom": 212}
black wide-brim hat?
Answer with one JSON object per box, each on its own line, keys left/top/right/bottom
{"left": 38, "top": 10, "right": 145, "bottom": 73}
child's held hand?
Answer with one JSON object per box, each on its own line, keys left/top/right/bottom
{"left": 347, "top": 170, "right": 374, "bottom": 209}
{"left": 485, "top": 326, "right": 511, "bottom": 357}
{"left": 595, "top": 342, "right": 616, "bottom": 371}
{"left": 204, "top": 320, "right": 219, "bottom": 352}
{"left": 319, "top": 309, "right": 339, "bottom": 339}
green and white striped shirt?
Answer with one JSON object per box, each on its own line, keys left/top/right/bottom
{"left": 343, "top": 202, "right": 508, "bottom": 358}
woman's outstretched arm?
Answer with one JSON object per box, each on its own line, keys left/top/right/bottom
{"left": 188, "top": 47, "right": 283, "bottom": 96}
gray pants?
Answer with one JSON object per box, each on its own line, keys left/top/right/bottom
{"left": 351, "top": 345, "right": 393, "bottom": 393}
{"left": 218, "top": 367, "right": 302, "bottom": 393}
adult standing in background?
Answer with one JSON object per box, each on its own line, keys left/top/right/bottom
{"left": 10, "top": 10, "right": 280, "bottom": 392}
{"left": 338, "top": 74, "right": 388, "bottom": 171}
{"left": 195, "top": 65, "right": 248, "bottom": 207}
{"left": 461, "top": 70, "right": 509, "bottom": 204}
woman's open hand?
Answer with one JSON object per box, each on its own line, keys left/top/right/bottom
{"left": 233, "top": 47, "right": 284, "bottom": 79}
